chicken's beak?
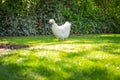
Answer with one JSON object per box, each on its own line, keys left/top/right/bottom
{"left": 49, "top": 21, "right": 52, "bottom": 24}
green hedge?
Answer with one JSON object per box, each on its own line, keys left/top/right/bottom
{"left": 0, "top": 0, "right": 120, "bottom": 36}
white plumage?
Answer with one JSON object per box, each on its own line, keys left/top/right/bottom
{"left": 49, "top": 19, "right": 71, "bottom": 40}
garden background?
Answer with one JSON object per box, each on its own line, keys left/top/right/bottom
{"left": 0, "top": 0, "right": 120, "bottom": 36}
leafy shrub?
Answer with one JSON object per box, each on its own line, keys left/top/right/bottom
{"left": 0, "top": 0, "right": 120, "bottom": 36}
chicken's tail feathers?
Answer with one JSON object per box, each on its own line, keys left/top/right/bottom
{"left": 65, "top": 21, "right": 71, "bottom": 27}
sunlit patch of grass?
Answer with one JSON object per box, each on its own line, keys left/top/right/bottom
{"left": 0, "top": 34, "right": 120, "bottom": 80}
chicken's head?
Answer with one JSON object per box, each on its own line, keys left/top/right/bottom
{"left": 49, "top": 19, "right": 55, "bottom": 24}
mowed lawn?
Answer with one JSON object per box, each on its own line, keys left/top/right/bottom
{"left": 0, "top": 34, "right": 120, "bottom": 80}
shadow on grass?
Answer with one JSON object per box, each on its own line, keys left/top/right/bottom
{"left": 93, "top": 44, "right": 120, "bottom": 55}
{"left": 0, "top": 63, "right": 32, "bottom": 80}
{"left": 53, "top": 59, "right": 120, "bottom": 80}
{"left": 66, "top": 51, "right": 90, "bottom": 58}
{"left": 0, "top": 62, "right": 67, "bottom": 80}
{"left": 1, "top": 62, "right": 120, "bottom": 80}
{"left": 0, "top": 36, "right": 56, "bottom": 45}
{"left": 0, "top": 34, "right": 119, "bottom": 45}
{"left": 65, "top": 65, "right": 120, "bottom": 80}
{"left": 69, "top": 35, "right": 120, "bottom": 44}
{"left": 0, "top": 43, "right": 29, "bottom": 50}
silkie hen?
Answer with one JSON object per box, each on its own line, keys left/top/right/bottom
{"left": 49, "top": 19, "right": 71, "bottom": 40}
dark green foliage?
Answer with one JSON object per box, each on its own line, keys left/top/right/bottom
{"left": 0, "top": 0, "right": 120, "bottom": 36}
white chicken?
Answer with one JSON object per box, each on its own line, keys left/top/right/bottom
{"left": 49, "top": 19, "right": 71, "bottom": 40}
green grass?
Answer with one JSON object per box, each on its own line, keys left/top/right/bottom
{"left": 0, "top": 34, "right": 120, "bottom": 80}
